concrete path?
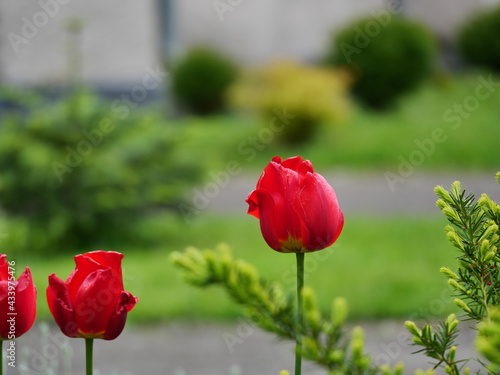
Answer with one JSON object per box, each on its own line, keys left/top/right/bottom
{"left": 205, "top": 170, "right": 500, "bottom": 216}
{"left": 12, "top": 320, "right": 482, "bottom": 375}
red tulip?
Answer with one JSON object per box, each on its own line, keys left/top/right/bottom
{"left": 47, "top": 251, "right": 137, "bottom": 340}
{"left": 0, "top": 254, "right": 37, "bottom": 340}
{"left": 246, "top": 156, "right": 344, "bottom": 253}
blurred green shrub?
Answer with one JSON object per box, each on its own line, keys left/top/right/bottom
{"left": 325, "top": 16, "right": 437, "bottom": 109}
{"left": 171, "top": 47, "right": 239, "bottom": 115}
{"left": 228, "top": 60, "right": 352, "bottom": 145}
{"left": 458, "top": 5, "right": 500, "bottom": 73}
{"left": 0, "top": 88, "right": 202, "bottom": 255}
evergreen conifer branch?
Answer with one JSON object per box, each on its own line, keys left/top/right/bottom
{"left": 171, "top": 245, "right": 407, "bottom": 374}
{"left": 407, "top": 176, "right": 500, "bottom": 374}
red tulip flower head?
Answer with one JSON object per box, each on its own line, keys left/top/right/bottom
{"left": 47, "top": 251, "right": 138, "bottom": 340}
{"left": 246, "top": 156, "right": 344, "bottom": 253}
{"left": 0, "top": 254, "right": 37, "bottom": 340}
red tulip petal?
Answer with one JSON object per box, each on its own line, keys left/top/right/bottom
{"left": 13, "top": 267, "right": 37, "bottom": 338}
{"left": 103, "top": 291, "right": 138, "bottom": 340}
{"left": 280, "top": 156, "right": 313, "bottom": 175}
{"left": 47, "top": 274, "right": 78, "bottom": 337}
{"left": 73, "top": 269, "right": 119, "bottom": 338}
{"left": 67, "top": 251, "right": 124, "bottom": 301}
{"left": 0, "top": 255, "right": 7, "bottom": 281}
{"left": 248, "top": 189, "right": 280, "bottom": 250}
{"left": 245, "top": 190, "right": 260, "bottom": 219}
{"left": 293, "top": 172, "right": 344, "bottom": 251}
{"left": 0, "top": 280, "right": 10, "bottom": 338}
{"left": 84, "top": 251, "right": 124, "bottom": 288}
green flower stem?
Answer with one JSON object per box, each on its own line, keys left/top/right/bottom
{"left": 85, "top": 338, "right": 94, "bottom": 375}
{"left": 1, "top": 340, "right": 3, "bottom": 375}
{"left": 295, "top": 252, "right": 305, "bottom": 375}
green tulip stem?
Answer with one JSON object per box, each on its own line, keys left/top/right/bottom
{"left": 1, "top": 340, "right": 3, "bottom": 375}
{"left": 295, "top": 252, "right": 305, "bottom": 375}
{"left": 85, "top": 338, "right": 94, "bottom": 375}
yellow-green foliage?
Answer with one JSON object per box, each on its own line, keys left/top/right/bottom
{"left": 228, "top": 60, "right": 352, "bottom": 144}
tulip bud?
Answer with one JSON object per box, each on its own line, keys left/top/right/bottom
{"left": 47, "top": 251, "right": 137, "bottom": 340}
{"left": 246, "top": 156, "right": 344, "bottom": 253}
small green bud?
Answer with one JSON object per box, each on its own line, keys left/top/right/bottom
{"left": 464, "top": 367, "right": 470, "bottom": 375}
{"left": 405, "top": 321, "right": 421, "bottom": 336}
{"left": 480, "top": 239, "right": 492, "bottom": 259}
{"left": 483, "top": 222, "right": 499, "bottom": 241}
{"left": 436, "top": 198, "right": 447, "bottom": 210}
{"left": 442, "top": 205, "right": 461, "bottom": 223}
{"left": 302, "top": 337, "right": 319, "bottom": 356}
{"left": 446, "top": 231, "right": 464, "bottom": 250}
{"left": 448, "top": 346, "right": 456, "bottom": 362}
{"left": 328, "top": 350, "right": 344, "bottom": 364}
{"left": 444, "top": 365, "right": 453, "bottom": 375}
{"left": 448, "top": 278, "right": 466, "bottom": 293}
{"left": 435, "top": 185, "right": 452, "bottom": 202}
{"left": 454, "top": 298, "right": 472, "bottom": 313}
{"left": 412, "top": 336, "right": 424, "bottom": 346}
{"left": 446, "top": 314, "right": 459, "bottom": 333}
{"left": 422, "top": 324, "right": 433, "bottom": 339}
{"left": 351, "top": 326, "right": 365, "bottom": 359}
{"left": 450, "top": 181, "right": 462, "bottom": 197}
{"left": 484, "top": 251, "right": 496, "bottom": 263}
{"left": 440, "top": 266, "right": 459, "bottom": 280}
{"left": 332, "top": 297, "right": 348, "bottom": 328}
{"left": 279, "top": 371, "right": 291, "bottom": 375}
{"left": 394, "top": 362, "right": 405, "bottom": 375}
{"left": 379, "top": 364, "right": 391, "bottom": 375}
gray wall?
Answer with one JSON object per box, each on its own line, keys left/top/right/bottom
{"left": 1, "top": 0, "right": 499, "bottom": 87}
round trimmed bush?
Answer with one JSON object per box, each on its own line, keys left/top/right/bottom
{"left": 171, "top": 48, "right": 239, "bottom": 115}
{"left": 325, "top": 16, "right": 437, "bottom": 109}
{"left": 458, "top": 5, "right": 500, "bottom": 73}
{"left": 228, "top": 60, "right": 352, "bottom": 145}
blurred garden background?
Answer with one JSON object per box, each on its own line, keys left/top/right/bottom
{"left": 0, "top": 0, "right": 499, "bottom": 351}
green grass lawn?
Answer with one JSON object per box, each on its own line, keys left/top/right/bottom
{"left": 176, "top": 72, "right": 500, "bottom": 173}
{"left": 24, "top": 213, "right": 459, "bottom": 325}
